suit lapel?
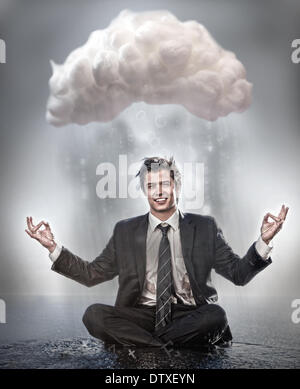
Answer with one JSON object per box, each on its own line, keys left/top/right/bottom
{"left": 179, "top": 211, "right": 208, "bottom": 305}
{"left": 133, "top": 212, "right": 149, "bottom": 291}
{"left": 178, "top": 210, "right": 197, "bottom": 286}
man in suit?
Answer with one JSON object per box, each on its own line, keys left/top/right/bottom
{"left": 25, "top": 156, "right": 289, "bottom": 349}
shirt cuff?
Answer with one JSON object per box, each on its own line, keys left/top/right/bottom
{"left": 255, "top": 236, "right": 273, "bottom": 260}
{"left": 49, "top": 244, "right": 62, "bottom": 262}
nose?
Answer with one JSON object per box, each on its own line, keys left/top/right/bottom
{"left": 155, "top": 190, "right": 164, "bottom": 199}
{"left": 158, "top": 182, "right": 164, "bottom": 195}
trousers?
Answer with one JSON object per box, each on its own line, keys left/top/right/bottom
{"left": 82, "top": 302, "right": 232, "bottom": 348}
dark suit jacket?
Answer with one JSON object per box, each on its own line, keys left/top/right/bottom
{"left": 51, "top": 210, "right": 272, "bottom": 307}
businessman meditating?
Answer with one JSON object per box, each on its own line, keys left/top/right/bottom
{"left": 25, "top": 157, "right": 289, "bottom": 348}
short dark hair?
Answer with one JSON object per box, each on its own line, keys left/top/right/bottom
{"left": 135, "top": 156, "right": 182, "bottom": 194}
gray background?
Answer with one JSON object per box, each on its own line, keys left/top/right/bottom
{"left": 0, "top": 0, "right": 299, "bottom": 345}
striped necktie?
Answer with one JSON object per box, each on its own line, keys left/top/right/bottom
{"left": 155, "top": 223, "right": 173, "bottom": 333}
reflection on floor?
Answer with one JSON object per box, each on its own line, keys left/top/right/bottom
{"left": 0, "top": 336, "right": 300, "bottom": 369}
{"left": 0, "top": 294, "right": 299, "bottom": 368}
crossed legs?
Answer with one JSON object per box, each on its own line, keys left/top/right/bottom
{"left": 82, "top": 302, "right": 232, "bottom": 348}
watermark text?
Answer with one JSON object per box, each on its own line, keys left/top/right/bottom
{"left": 291, "top": 299, "right": 300, "bottom": 324}
{"left": 0, "top": 39, "right": 6, "bottom": 63}
{"left": 96, "top": 155, "right": 204, "bottom": 210}
{"left": 0, "top": 299, "right": 6, "bottom": 323}
{"left": 291, "top": 39, "right": 300, "bottom": 64}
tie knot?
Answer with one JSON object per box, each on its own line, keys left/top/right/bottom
{"left": 157, "top": 223, "right": 170, "bottom": 236}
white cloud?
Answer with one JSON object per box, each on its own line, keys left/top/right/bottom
{"left": 46, "top": 9, "right": 252, "bottom": 126}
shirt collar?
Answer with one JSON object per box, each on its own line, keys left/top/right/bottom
{"left": 148, "top": 208, "right": 179, "bottom": 232}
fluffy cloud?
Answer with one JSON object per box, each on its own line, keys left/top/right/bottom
{"left": 46, "top": 9, "right": 252, "bottom": 126}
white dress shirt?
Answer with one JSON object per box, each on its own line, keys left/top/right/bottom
{"left": 49, "top": 210, "right": 273, "bottom": 306}
{"left": 139, "top": 208, "right": 196, "bottom": 305}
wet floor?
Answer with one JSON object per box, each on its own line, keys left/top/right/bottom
{"left": 0, "top": 295, "right": 299, "bottom": 368}
{"left": 0, "top": 336, "right": 299, "bottom": 369}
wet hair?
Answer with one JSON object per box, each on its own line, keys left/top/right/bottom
{"left": 135, "top": 156, "right": 182, "bottom": 195}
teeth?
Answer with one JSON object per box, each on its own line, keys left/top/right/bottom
{"left": 156, "top": 198, "right": 167, "bottom": 202}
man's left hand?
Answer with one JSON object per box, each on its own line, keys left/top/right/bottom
{"left": 260, "top": 204, "right": 289, "bottom": 245}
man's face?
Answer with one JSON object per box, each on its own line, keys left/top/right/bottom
{"left": 144, "top": 169, "right": 177, "bottom": 213}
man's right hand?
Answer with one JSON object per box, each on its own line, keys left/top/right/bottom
{"left": 25, "top": 216, "right": 57, "bottom": 253}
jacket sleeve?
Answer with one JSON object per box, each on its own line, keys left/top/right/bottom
{"left": 51, "top": 223, "right": 119, "bottom": 287}
{"left": 211, "top": 217, "right": 272, "bottom": 286}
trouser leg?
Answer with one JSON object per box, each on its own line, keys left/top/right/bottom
{"left": 82, "top": 302, "right": 231, "bottom": 348}
{"left": 155, "top": 303, "right": 230, "bottom": 347}
{"left": 82, "top": 303, "right": 162, "bottom": 347}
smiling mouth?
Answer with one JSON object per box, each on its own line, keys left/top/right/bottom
{"left": 154, "top": 198, "right": 168, "bottom": 203}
